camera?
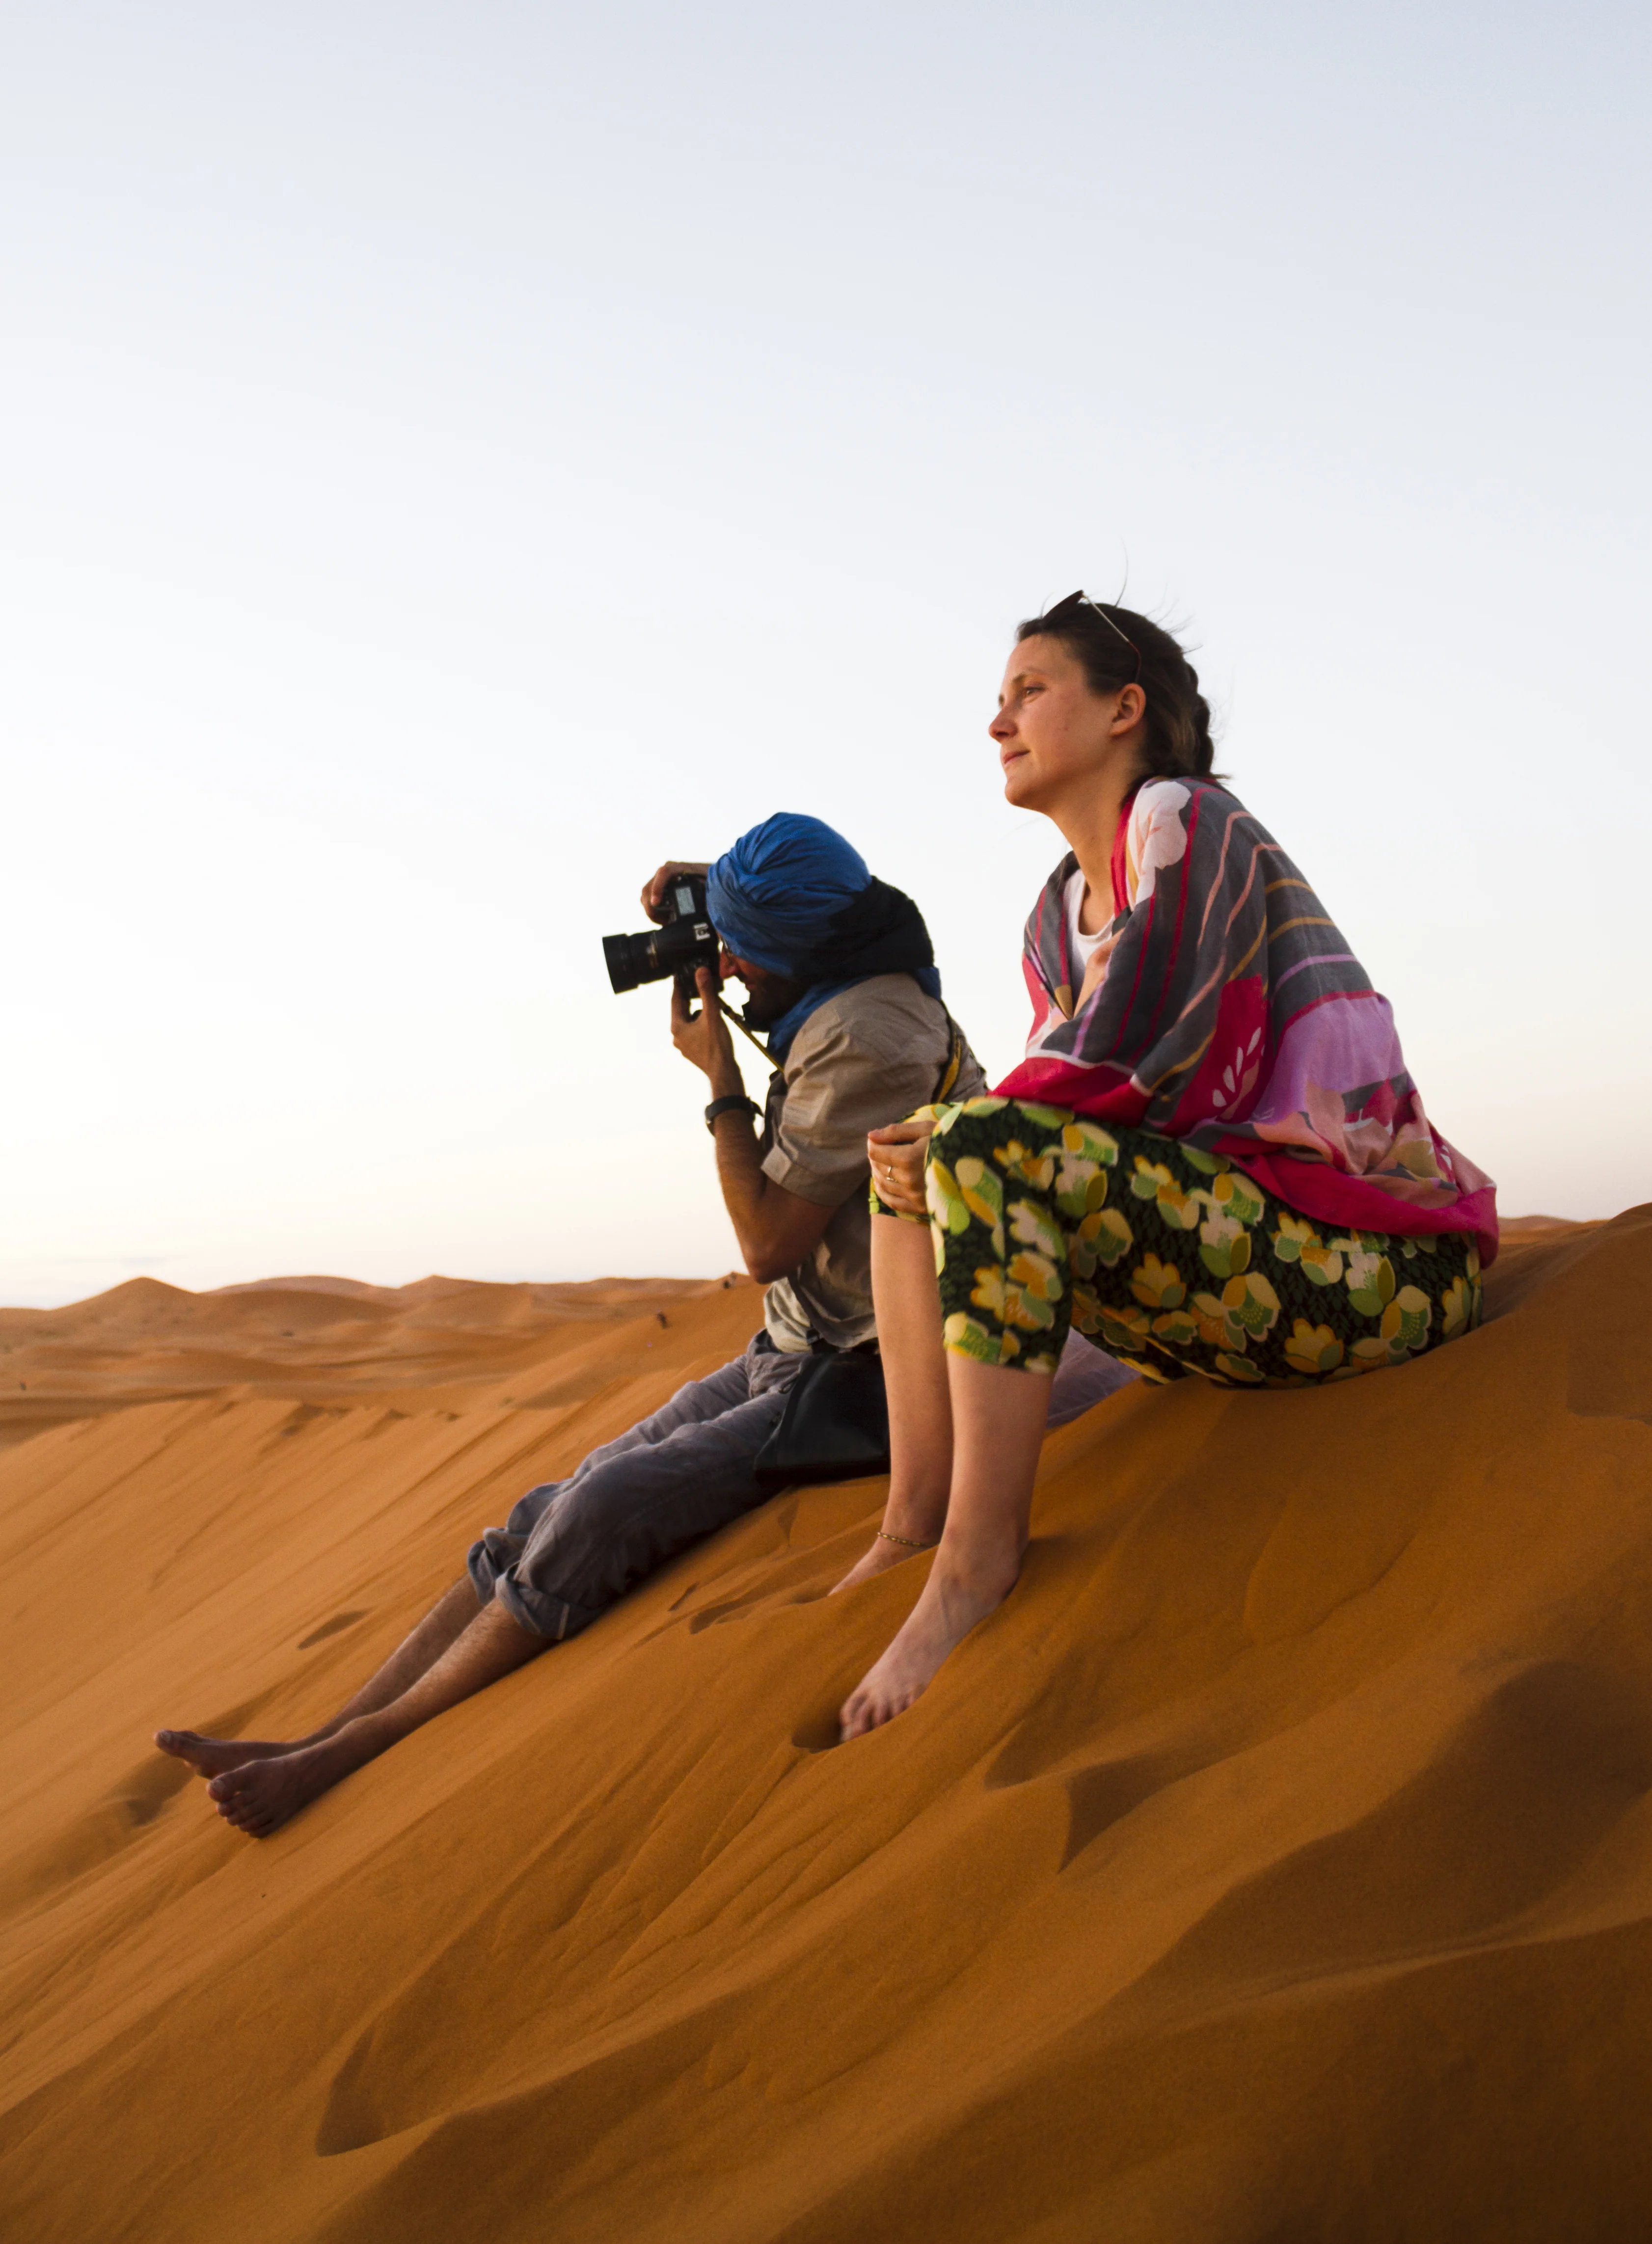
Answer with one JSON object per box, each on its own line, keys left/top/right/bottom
{"left": 603, "top": 873, "right": 722, "bottom": 1001}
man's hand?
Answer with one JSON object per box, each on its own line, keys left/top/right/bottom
{"left": 671, "top": 967, "right": 743, "bottom": 1100}
{"left": 867, "top": 1120, "right": 932, "bottom": 1218}
{"left": 641, "top": 860, "right": 712, "bottom": 925}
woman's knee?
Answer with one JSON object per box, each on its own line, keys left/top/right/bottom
{"left": 929, "top": 1096, "right": 1056, "bottom": 1165}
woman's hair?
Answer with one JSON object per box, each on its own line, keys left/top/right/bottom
{"left": 1016, "top": 595, "right": 1222, "bottom": 782}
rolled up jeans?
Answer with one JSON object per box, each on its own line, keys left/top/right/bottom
{"left": 468, "top": 1323, "right": 1132, "bottom": 1644}
{"left": 468, "top": 1331, "right": 807, "bottom": 1642}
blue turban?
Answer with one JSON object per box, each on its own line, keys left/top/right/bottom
{"left": 706, "top": 812, "right": 942, "bottom": 1060}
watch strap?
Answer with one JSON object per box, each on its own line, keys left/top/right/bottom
{"left": 704, "top": 1093, "right": 762, "bottom": 1135}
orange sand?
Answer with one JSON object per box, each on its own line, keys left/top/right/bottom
{"left": 3, "top": 1217, "right": 1651, "bottom": 2241}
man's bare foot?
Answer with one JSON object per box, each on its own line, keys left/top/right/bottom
{"left": 155, "top": 1730, "right": 296, "bottom": 1780}
{"left": 839, "top": 1558, "right": 1017, "bottom": 1740}
{"left": 207, "top": 1736, "right": 359, "bottom": 1838}
{"left": 828, "top": 1533, "right": 936, "bottom": 1596}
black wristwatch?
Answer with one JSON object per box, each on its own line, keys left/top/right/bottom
{"left": 704, "top": 1094, "right": 762, "bottom": 1135}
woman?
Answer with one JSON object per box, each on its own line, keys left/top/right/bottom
{"left": 835, "top": 592, "right": 1497, "bottom": 1741}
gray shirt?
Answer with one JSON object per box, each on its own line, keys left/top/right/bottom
{"left": 757, "top": 975, "right": 988, "bottom": 1352}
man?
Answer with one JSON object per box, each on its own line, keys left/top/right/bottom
{"left": 156, "top": 813, "right": 992, "bottom": 1836}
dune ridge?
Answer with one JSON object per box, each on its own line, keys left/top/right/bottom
{"left": 0, "top": 1271, "right": 737, "bottom": 1449}
{"left": 2, "top": 1214, "right": 1651, "bottom": 2241}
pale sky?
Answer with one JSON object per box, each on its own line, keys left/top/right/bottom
{"left": 4, "top": 1, "right": 1648, "bottom": 1305}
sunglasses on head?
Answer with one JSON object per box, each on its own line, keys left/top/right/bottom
{"left": 1043, "top": 590, "right": 1143, "bottom": 683}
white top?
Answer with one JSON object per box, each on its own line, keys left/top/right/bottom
{"left": 1064, "top": 866, "right": 1109, "bottom": 973}
{"left": 1029, "top": 783, "right": 1195, "bottom": 1051}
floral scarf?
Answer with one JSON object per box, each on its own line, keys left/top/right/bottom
{"left": 993, "top": 779, "right": 1499, "bottom": 1261}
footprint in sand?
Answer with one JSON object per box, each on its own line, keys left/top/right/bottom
{"left": 297, "top": 1609, "right": 372, "bottom": 1649}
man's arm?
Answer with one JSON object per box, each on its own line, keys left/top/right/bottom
{"left": 672, "top": 969, "right": 836, "bottom": 1285}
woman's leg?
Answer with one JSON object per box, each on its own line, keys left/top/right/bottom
{"left": 836, "top": 1093, "right": 1491, "bottom": 1739}
{"left": 839, "top": 1097, "right": 1082, "bottom": 1736}
{"left": 839, "top": 1355, "right": 1051, "bottom": 1736}
{"left": 830, "top": 1214, "right": 953, "bottom": 1593}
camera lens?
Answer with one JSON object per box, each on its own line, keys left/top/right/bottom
{"left": 602, "top": 932, "right": 653, "bottom": 993}
{"left": 601, "top": 872, "right": 719, "bottom": 998}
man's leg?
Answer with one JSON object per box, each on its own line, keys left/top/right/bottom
{"left": 155, "top": 1578, "right": 483, "bottom": 1780}
{"left": 476, "top": 1344, "right": 798, "bottom": 1643}
{"left": 158, "top": 1352, "right": 775, "bottom": 1781}
{"left": 205, "top": 1350, "right": 798, "bottom": 1838}
{"left": 207, "top": 1595, "right": 545, "bottom": 1838}
{"left": 1046, "top": 1327, "right": 1140, "bottom": 1424}
{"left": 166, "top": 1339, "right": 799, "bottom": 1829}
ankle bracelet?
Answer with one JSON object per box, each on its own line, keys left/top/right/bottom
{"left": 877, "top": 1530, "right": 938, "bottom": 1550}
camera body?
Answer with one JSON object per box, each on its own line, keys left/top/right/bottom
{"left": 603, "top": 873, "right": 721, "bottom": 1001}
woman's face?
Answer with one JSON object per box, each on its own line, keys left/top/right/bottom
{"left": 990, "top": 633, "right": 1140, "bottom": 814}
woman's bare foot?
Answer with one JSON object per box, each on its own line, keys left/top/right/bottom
{"left": 839, "top": 1557, "right": 1017, "bottom": 1740}
{"left": 206, "top": 1735, "right": 361, "bottom": 1838}
{"left": 829, "top": 1534, "right": 934, "bottom": 1596}
{"left": 155, "top": 1730, "right": 296, "bottom": 1780}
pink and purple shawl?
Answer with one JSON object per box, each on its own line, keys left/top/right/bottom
{"left": 994, "top": 779, "right": 1499, "bottom": 1263}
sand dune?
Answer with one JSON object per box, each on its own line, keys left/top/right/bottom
{"left": 0, "top": 1271, "right": 738, "bottom": 1449}
{"left": 3, "top": 1214, "right": 1651, "bottom": 2241}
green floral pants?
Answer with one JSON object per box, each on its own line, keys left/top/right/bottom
{"left": 875, "top": 1097, "right": 1484, "bottom": 1389}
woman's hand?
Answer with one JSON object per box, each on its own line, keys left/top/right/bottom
{"left": 867, "top": 1119, "right": 932, "bottom": 1218}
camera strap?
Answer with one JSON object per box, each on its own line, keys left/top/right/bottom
{"left": 712, "top": 992, "right": 964, "bottom": 1089}
{"left": 933, "top": 1010, "right": 968, "bottom": 1104}
{"left": 715, "top": 996, "right": 780, "bottom": 1069}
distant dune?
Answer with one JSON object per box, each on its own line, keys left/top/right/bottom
{"left": 0, "top": 1270, "right": 737, "bottom": 1449}
{"left": 4, "top": 1213, "right": 1652, "bottom": 2242}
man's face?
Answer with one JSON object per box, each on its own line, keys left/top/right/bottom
{"left": 720, "top": 946, "right": 807, "bottom": 1031}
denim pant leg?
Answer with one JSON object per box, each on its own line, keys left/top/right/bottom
{"left": 1046, "top": 1328, "right": 1140, "bottom": 1425}
{"left": 467, "top": 1337, "right": 803, "bottom": 1641}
